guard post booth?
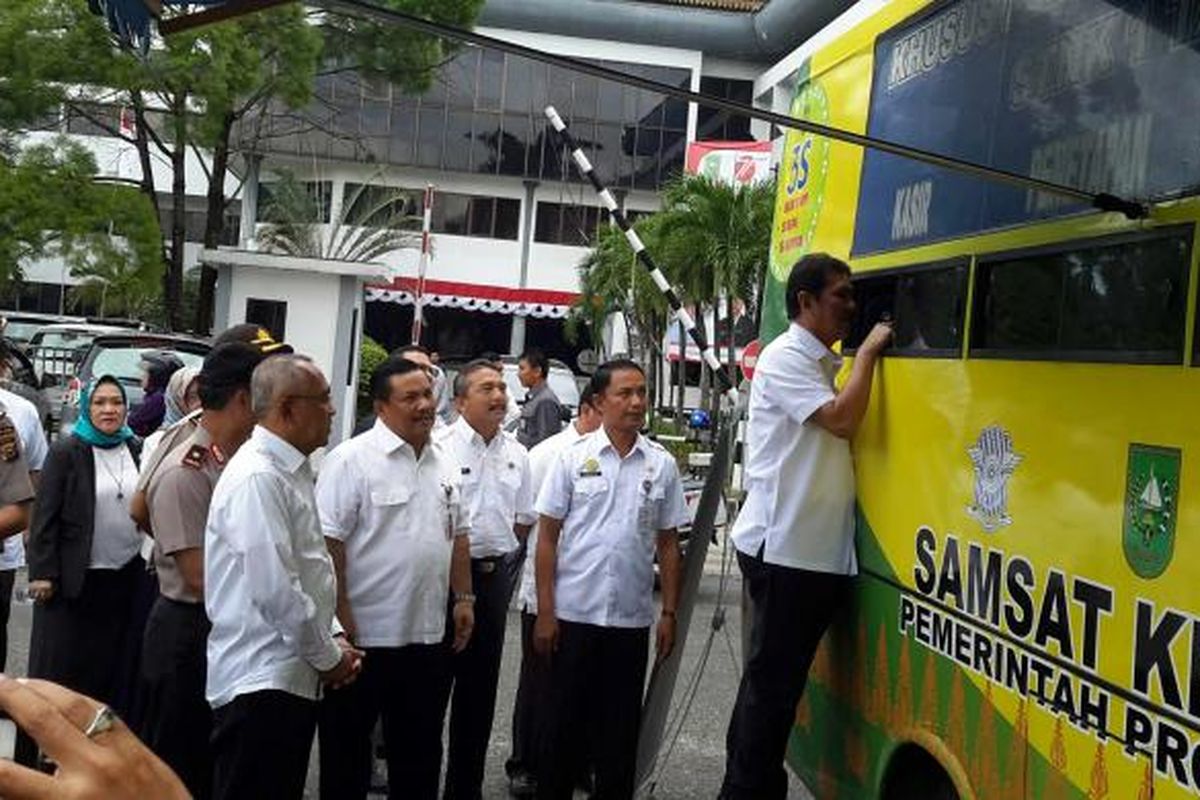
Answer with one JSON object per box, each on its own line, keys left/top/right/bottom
{"left": 200, "top": 249, "right": 387, "bottom": 446}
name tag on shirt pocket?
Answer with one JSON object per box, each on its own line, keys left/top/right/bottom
{"left": 638, "top": 484, "right": 666, "bottom": 532}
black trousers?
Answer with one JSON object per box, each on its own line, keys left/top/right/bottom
{"left": 718, "top": 549, "right": 849, "bottom": 800}
{"left": 139, "top": 596, "right": 212, "bottom": 800}
{"left": 27, "top": 558, "right": 143, "bottom": 715}
{"left": 505, "top": 610, "right": 547, "bottom": 779}
{"left": 0, "top": 568, "right": 15, "bottom": 673}
{"left": 444, "top": 552, "right": 520, "bottom": 800}
{"left": 537, "top": 621, "right": 648, "bottom": 800}
{"left": 212, "top": 690, "right": 316, "bottom": 800}
{"left": 318, "top": 643, "right": 452, "bottom": 800}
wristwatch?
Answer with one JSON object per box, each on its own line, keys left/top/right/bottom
{"left": 454, "top": 592, "right": 476, "bottom": 605}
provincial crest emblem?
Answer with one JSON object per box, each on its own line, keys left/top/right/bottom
{"left": 1123, "top": 444, "right": 1181, "bottom": 579}
{"left": 967, "top": 426, "right": 1021, "bottom": 532}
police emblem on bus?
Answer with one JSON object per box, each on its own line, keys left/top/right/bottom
{"left": 966, "top": 426, "right": 1021, "bottom": 532}
{"left": 1122, "top": 444, "right": 1181, "bottom": 579}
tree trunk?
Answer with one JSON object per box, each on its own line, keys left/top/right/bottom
{"left": 130, "top": 92, "right": 169, "bottom": 316}
{"left": 194, "top": 112, "right": 235, "bottom": 334}
{"left": 165, "top": 93, "right": 188, "bottom": 331}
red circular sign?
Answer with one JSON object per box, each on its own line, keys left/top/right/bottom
{"left": 740, "top": 339, "right": 762, "bottom": 381}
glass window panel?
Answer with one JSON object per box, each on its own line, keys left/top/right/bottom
{"left": 534, "top": 203, "right": 562, "bottom": 243}
{"left": 390, "top": 106, "right": 416, "bottom": 164}
{"left": 416, "top": 107, "right": 445, "bottom": 167}
{"left": 592, "top": 123, "right": 623, "bottom": 184}
{"left": 435, "top": 193, "right": 471, "bottom": 236}
{"left": 442, "top": 111, "right": 475, "bottom": 171}
{"left": 597, "top": 81, "right": 623, "bottom": 125}
{"left": 472, "top": 112, "right": 503, "bottom": 175}
{"left": 662, "top": 98, "right": 689, "bottom": 132}
{"left": 361, "top": 100, "right": 389, "bottom": 136}
{"left": 972, "top": 232, "right": 1190, "bottom": 362}
{"left": 442, "top": 50, "right": 477, "bottom": 109}
{"left": 632, "top": 91, "right": 664, "bottom": 127}
{"left": 467, "top": 198, "right": 495, "bottom": 237}
{"left": 573, "top": 74, "right": 599, "bottom": 121}
{"left": 498, "top": 114, "right": 531, "bottom": 176}
{"left": 547, "top": 67, "right": 574, "bottom": 121}
{"left": 478, "top": 50, "right": 505, "bottom": 111}
{"left": 505, "top": 56, "right": 535, "bottom": 113}
{"left": 494, "top": 199, "right": 521, "bottom": 241}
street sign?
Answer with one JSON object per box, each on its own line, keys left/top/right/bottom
{"left": 740, "top": 338, "right": 762, "bottom": 380}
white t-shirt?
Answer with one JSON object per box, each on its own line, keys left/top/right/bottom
{"left": 316, "top": 419, "right": 469, "bottom": 648}
{"left": 730, "top": 323, "right": 857, "bottom": 574}
{"left": 535, "top": 428, "right": 689, "bottom": 629}
{"left": 517, "top": 422, "right": 585, "bottom": 613}
{"left": 0, "top": 388, "right": 46, "bottom": 570}
{"left": 89, "top": 446, "right": 143, "bottom": 569}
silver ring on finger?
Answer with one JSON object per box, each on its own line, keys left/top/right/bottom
{"left": 83, "top": 705, "right": 118, "bottom": 739}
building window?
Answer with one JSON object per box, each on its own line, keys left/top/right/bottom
{"left": 696, "top": 78, "right": 755, "bottom": 142}
{"left": 257, "top": 181, "right": 333, "bottom": 224}
{"left": 245, "top": 299, "right": 288, "bottom": 342}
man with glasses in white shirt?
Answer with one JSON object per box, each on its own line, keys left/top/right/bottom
{"left": 437, "top": 359, "right": 535, "bottom": 800}
{"left": 205, "top": 355, "right": 363, "bottom": 800}
{"left": 719, "top": 253, "right": 892, "bottom": 800}
{"left": 316, "top": 357, "right": 474, "bottom": 799}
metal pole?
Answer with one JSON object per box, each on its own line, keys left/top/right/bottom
{"left": 410, "top": 184, "right": 434, "bottom": 345}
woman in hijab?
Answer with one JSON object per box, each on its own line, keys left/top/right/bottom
{"left": 26, "top": 376, "right": 144, "bottom": 717}
{"left": 128, "top": 352, "right": 184, "bottom": 437}
{"left": 143, "top": 366, "right": 200, "bottom": 461}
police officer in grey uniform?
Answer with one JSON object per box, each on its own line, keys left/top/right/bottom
{"left": 138, "top": 343, "right": 264, "bottom": 799}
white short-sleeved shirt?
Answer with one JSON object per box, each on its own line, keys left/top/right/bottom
{"left": 0, "top": 388, "right": 46, "bottom": 570}
{"left": 517, "top": 423, "right": 585, "bottom": 613}
{"left": 205, "top": 426, "right": 343, "bottom": 709}
{"left": 316, "top": 419, "right": 469, "bottom": 648}
{"left": 436, "top": 417, "right": 535, "bottom": 558}
{"left": 731, "top": 323, "right": 857, "bottom": 575}
{"left": 535, "top": 428, "right": 689, "bottom": 629}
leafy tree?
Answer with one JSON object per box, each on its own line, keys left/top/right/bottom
{"left": 0, "top": 137, "right": 160, "bottom": 291}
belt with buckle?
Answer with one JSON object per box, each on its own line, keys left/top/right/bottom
{"left": 472, "top": 555, "right": 504, "bottom": 574}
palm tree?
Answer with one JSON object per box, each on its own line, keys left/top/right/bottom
{"left": 656, "top": 173, "right": 776, "bottom": 415}
{"left": 569, "top": 214, "right": 676, "bottom": 417}
{"left": 256, "top": 170, "right": 423, "bottom": 261}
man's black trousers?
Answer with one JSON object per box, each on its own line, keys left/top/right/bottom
{"left": 318, "top": 643, "right": 452, "bottom": 800}
{"left": 444, "top": 552, "right": 520, "bottom": 800}
{"left": 505, "top": 609, "right": 546, "bottom": 780}
{"left": 537, "top": 621, "right": 648, "bottom": 800}
{"left": 719, "top": 548, "right": 848, "bottom": 800}
{"left": 139, "top": 596, "right": 212, "bottom": 799}
{"left": 211, "top": 690, "right": 316, "bottom": 800}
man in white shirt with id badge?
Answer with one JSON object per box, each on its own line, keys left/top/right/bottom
{"left": 316, "top": 357, "right": 472, "bottom": 799}
{"left": 533, "top": 359, "right": 688, "bottom": 800}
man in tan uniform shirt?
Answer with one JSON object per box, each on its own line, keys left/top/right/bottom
{"left": 139, "top": 343, "right": 263, "bottom": 799}
{"left": 0, "top": 405, "right": 34, "bottom": 544}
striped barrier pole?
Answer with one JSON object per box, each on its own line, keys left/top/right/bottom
{"left": 544, "top": 106, "right": 738, "bottom": 402}
{"left": 410, "top": 183, "right": 434, "bottom": 344}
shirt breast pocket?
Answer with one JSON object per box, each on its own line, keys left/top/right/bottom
{"left": 369, "top": 483, "right": 413, "bottom": 528}
{"left": 570, "top": 476, "right": 608, "bottom": 512}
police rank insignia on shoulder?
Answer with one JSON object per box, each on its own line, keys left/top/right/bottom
{"left": 579, "top": 457, "right": 601, "bottom": 477}
{"left": 0, "top": 417, "right": 17, "bottom": 463}
{"left": 182, "top": 444, "right": 208, "bottom": 469}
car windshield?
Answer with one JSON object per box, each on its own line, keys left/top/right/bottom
{"left": 91, "top": 345, "right": 205, "bottom": 383}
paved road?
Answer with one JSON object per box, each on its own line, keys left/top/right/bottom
{"left": 6, "top": 555, "right": 814, "bottom": 799}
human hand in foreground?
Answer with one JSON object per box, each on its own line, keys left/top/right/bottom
{"left": 0, "top": 677, "right": 190, "bottom": 799}
{"left": 451, "top": 600, "right": 474, "bottom": 653}
{"left": 656, "top": 613, "right": 676, "bottom": 662}
{"left": 26, "top": 581, "right": 53, "bottom": 604}
{"left": 533, "top": 612, "right": 559, "bottom": 658}
{"left": 859, "top": 321, "right": 894, "bottom": 356}
{"left": 321, "top": 639, "right": 365, "bottom": 690}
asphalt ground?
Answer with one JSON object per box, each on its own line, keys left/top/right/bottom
{"left": 6, "top": 556, "right": 815, "bottom": 799}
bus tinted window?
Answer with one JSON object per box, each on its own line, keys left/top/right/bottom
{"left": 845, "top": 263, "right": 968, "bottom": 356}
{"left": 972, "top": 232, "right": 1191, "bottom": 363}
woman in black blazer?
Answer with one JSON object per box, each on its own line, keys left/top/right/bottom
{"left": 26, "top": 375, "right": 144, "bottom": 715}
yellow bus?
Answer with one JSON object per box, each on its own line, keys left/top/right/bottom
{"left": 762, "top": 1, "right": 1200, "bottom": 797}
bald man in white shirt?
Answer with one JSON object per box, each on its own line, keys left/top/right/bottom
{"left": 719, "top": 253, "right": 892, "bottom": 800}
{"left": 205, "top": 356, "right": 363, "bottom": 800}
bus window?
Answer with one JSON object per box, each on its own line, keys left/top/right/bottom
{"left": 971, "top": 230, "right": 1192, "bottom": 364}
{"left": 845, "top": 262, "right": 968, "bottom": 356}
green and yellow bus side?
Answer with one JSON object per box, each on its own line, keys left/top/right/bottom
{"left": 763, "top": 2, "right": 1200, "bottom": 798}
